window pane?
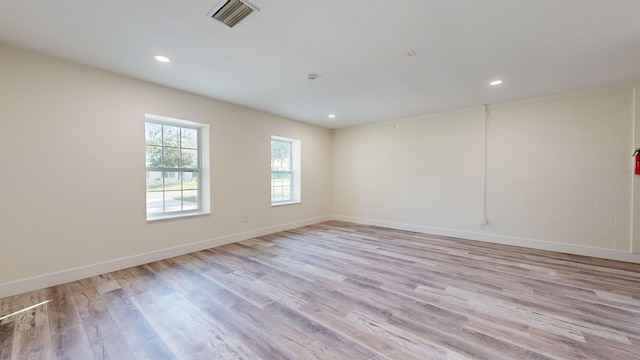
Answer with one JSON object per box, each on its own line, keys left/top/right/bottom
{"left": 164, "top": 191, "right": 182, "bottom": 212}
{"left": 146, "top": 170, "right": 163, "bottom": 191}
{"left": 145, "top": 123, "right": 162, "bottom": 145}
{"left": 182, "top": 190, "right": 198, "bottom": 211}
{"left": 163, "top": 125, "right": 180, "bottom": 147}
{"left": 163, "top": 147, "right": 180, "bottom": 168}
{"left": 146, "top": 191, "right": 164, "bottom": 214}
{"left": 181, "top": 149, "right": 197, "bottom": 168}
{"left": 146, "top": 117, "right": 205, "bottom": 218}
{"left": 182, "top": 171, "right": 198, "bottom": 190}
{"left": 271, "top": 140, "right": 291, "bottom": 171}
{"left": 271, "top": 171, "right": 291, "bottom": 202}
{"left": 164, "top": 171, "right": 180, "bottom": 190}
{"left": 146, "top": 145, "right": 162, "bottom": 167}
{"left": 181, "top": 128, "right": 198, "bottom": 149}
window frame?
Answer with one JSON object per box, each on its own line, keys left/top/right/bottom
{"left": 271, "top": 135, "right": 301, "bottom": 206}
{"left": 145, "top": 114, "right": 210, "bottom": 221}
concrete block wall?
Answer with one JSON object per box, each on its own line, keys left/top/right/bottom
{"left": 333, "top": 84, "right": 640, "bottom": 262}
{"left": 486, "top": 88, "right": 634, "bottom": 251}
{"left": 332, "top": 109, "right": 485, "bottom": 232}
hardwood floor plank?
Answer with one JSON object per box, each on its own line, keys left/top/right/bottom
{"left": 264, "top": 301, "right": 387, "bottom": 360}
{"left": 131, "top": 290, "right": 230, "bottom": 359}
{"left": 144, "top": 259, "right": 299, "bottom": 359}
{"left": 0, "top": 321, "right": 15, "bottom": 360}
{"left": 2, "top": 221, "right": 639, "bottom": 359}
{"left": 91, "top": 274, "right": 120, "bottom": 295}
{"left": 466, "top": 317, "right": 593, "bottom": 359}
{"left": 67, "top": 278, "right": 104, "bottom": 320}
{"left": 11, "top": 325, "right": 52, "bottom": 359}
{"left": 102, "top": 289, "right": 176, "bottom": 360}
{"left": 236, "top": 239, "right": 540, "bottom": 358}
{"left": 46, "top": 285, "right": 93, "bottom": 359}
{"left": 108, "top": 267, "right": 157, "bottom": 297}
{"left": 87, "top": 333, "right": 136, "bottom": 360}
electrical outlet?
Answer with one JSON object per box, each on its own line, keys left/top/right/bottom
{"left": 243, "top": 215, "right": 248, "bottom": 223}
{"left": 479, "top": 217, "right": 487, "bottom": 226}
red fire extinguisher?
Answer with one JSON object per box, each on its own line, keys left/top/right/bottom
{"left": 634, "top": 148, "right": 640, "bottom": 175}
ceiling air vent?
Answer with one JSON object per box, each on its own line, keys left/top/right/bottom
{"left": 208, "top": 0, "right": 258, "bottom": 28}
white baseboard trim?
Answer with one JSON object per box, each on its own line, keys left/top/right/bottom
{"left": 4, "top": 214, "right": 637, "bottom": 298}
{"left": 0, "top": 215, "right": 331, "bottom": 298}
{"left": 331, "top": 215, "right": 640, "bottom": 264}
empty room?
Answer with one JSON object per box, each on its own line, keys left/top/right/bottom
{"left": 1, "top": 0, "right": 639, "bottom": 359}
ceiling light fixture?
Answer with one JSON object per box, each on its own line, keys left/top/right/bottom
{"left": 155, "top": 55, "right": 171, "bottom": 63}
{"left": 328, "top": 114, "right": 336, "bottom": 118}
{"left": 489, "top": 80, "right": 503, "bottom": 86}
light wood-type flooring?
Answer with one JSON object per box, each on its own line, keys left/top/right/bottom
{"left": 1, "top": 221, "right": 640, "bottom": 359}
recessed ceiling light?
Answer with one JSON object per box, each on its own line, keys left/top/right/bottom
{"left": 328, "top": 114, "right": 336, "bottom": 118}
{"left": 155, "top": 55, "right": 171, "bottom": 63}
{"left": 490, "top": 80, "right": 503, "bottom": 86}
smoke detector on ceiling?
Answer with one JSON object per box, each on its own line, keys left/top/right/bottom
{"left": 207, "top": 0, "right": 259, "bottom": 28}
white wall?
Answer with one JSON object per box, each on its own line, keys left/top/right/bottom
{"left": 0, "top": 44, "right": 332, "bottom": 296}
{"left": 332, "top": 109, "right": 485, "bottom": 231}
{"left": 333, "top": 84, "right": 640, "bottom": 263}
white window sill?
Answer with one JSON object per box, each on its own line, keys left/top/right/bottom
{"left": 271, "top": 200, "right": 301, "bottom": 207}
{"left": 146, "top": 211, "right": 210, "bottom": 222}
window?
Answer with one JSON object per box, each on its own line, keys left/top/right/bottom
{"left": 271, "top": 136, "right": 300, "bottom": 205}
{"left": 145, "top": 114, "right": 210, "bottom": 220}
